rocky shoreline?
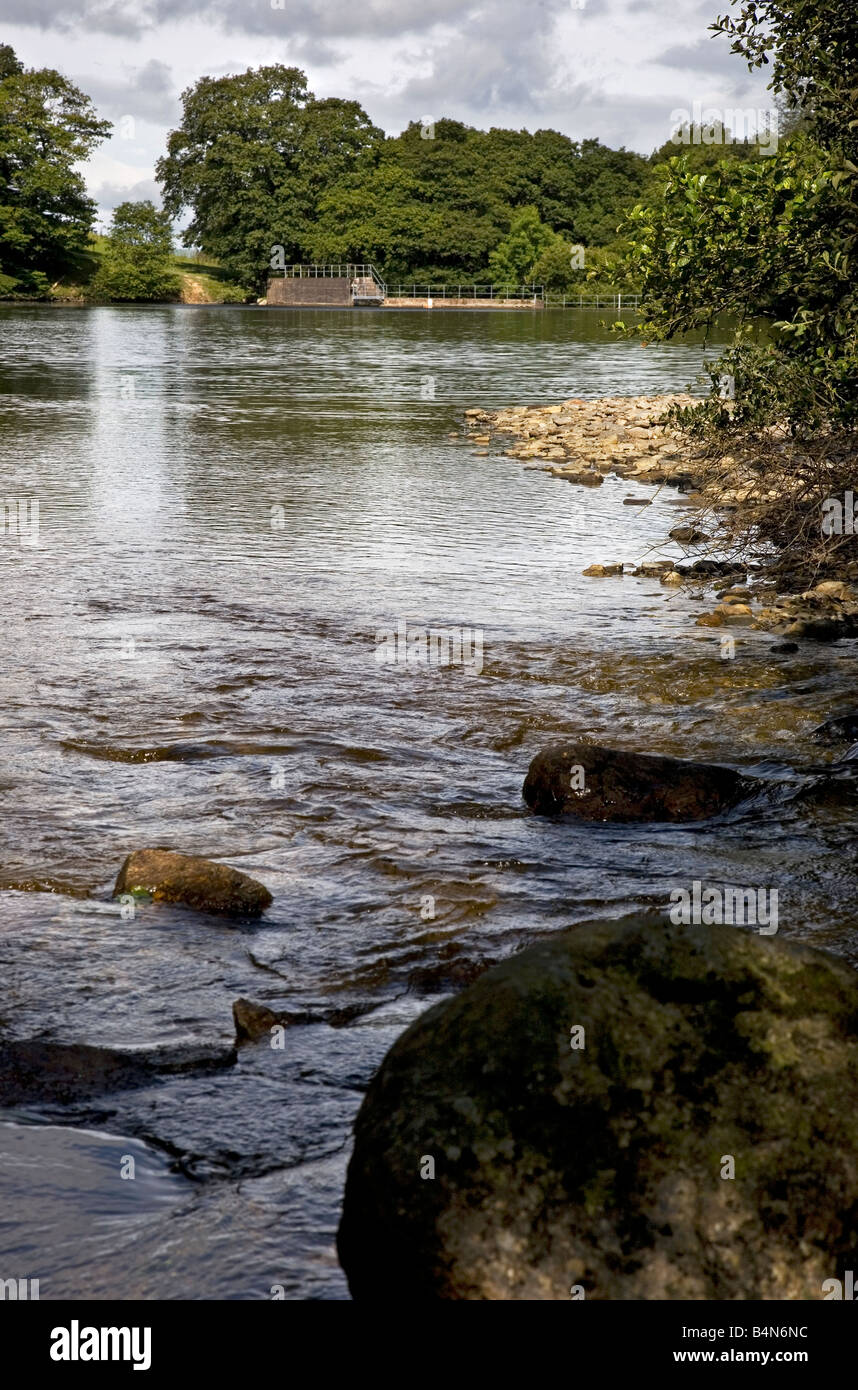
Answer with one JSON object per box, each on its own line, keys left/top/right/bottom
{"left": 462, "top": 393, "right": 858, "bottom": 644}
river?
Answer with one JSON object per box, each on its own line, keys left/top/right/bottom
{"left": 1, "top": 304, "right": 856, "bottom": 1299}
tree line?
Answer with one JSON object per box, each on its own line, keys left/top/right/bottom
{"left": 1, "top": 40, "right": 756, "bottom": 303}
{"left": 2, "top": 1, "right": 854, "bottom": 441}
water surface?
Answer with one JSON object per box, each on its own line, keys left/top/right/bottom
{"left": 2, "top": 305, "right": 856, "bottom": 1299}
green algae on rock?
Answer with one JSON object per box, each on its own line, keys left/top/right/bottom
{"left": 113, "top": 848, "right": 272, "bottom": 917}
{"left": 338, "top": 913, "right": 858, "bottom": 1300}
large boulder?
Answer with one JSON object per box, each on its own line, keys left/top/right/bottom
{"left": 523, "top": 742, "right": 748, "bottom": 821}
{"left": 113, "top": 848, "right": 272, "bottom": 917}
{"left": 338, "top": 914, "right": 858, "bottom": 1300}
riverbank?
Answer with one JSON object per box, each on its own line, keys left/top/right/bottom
{"left": 463, "top": 393, "right": 858, "bottom": 644}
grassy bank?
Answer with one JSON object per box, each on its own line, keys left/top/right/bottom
{"left": 1, "top": 238, "right": 253, "bottom": 305}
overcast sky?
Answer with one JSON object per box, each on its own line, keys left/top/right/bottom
{"left": 1, "top": 0, "right": 775, "bottom": 228}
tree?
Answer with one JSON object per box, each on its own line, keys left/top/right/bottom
{"left": 488, "top": 206, "right": 556, "bottom": 286}
{"left": 0, "top": 44, "right": 23, "bottom": 80}
{"left": 90, "top": 201, "right": 181, "bottom": 302}
{"left": 159, "top": 83, "right": 651, "bottom": 288}
{"left": 649, "top": 122, "right": 763, "bottom": 174}
{"left": 618, "top": 0, "right": 858, "bottom": 431}
{"left": 156, "top": 65, "right": 384, "bottom": 290}
{"left": 0, "top": 45, "right": 110, "bottom": 293}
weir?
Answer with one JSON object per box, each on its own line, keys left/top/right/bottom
{"left": 265, "top": 264, "right": 546, "bottom": 308}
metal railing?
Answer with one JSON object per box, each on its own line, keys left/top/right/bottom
{"left": 389, "top": 283, "right": 544, "bottom": 301}
{"left": 543, "top": 292, "right": 641, "bottom": 309}
{"left": 266, "top": 270, "right": 638, "bottom": 307}
{"left": 274, "top": 263, "right": 388, "bottom": 296}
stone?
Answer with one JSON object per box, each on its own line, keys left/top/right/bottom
{"left": 803, "top": 581, "right": 855, "bottom": 601}
{"left": 113, "top": 848, "right": 272, "bottom": 917}
{"left": 782, "top": 618, "right": 847, "bottom": 642}
{"left": 0, "top": 1039, "right": 235, "bottom": 1106}
{"left": 232, "top": 997, "right": 374, "bottom": 1041}
{"left": 715, "top": 602, "right": 753, "bottom": 624}
{"left": 338, "top": 914, "right": 858, "bottom": 1300}
{"left": 669, "top": 525, "right": 710, "bottom": 545}
{"left": 522, "top": 742, "right": 748, "bottom": 822}
{"left": 695, "top": 611, "right": 726, "bottom": 627}
{"left": 635, "top": 561, "right": 673, "bottom": 576}
{"left": 582, "top": 563, "right": 624, "bottom": 577}
{"left": 407, "top": 957, "right": 491, "bottom": 995}
{"left": 809, "top": 712, "right": 858, "bottom": 744}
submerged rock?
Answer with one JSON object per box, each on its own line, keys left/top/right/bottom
{"left": 233, "top": 999, "right": 314, "bottom": 1040}
{"left": 232, "top": 996, "right": 375, "bottom": 1042}
{"left": 522, "top": 742, "right": 748, "bottom": 822}
{"left": 668, "top": 525, "right": 709, "bottom": 545}
{"left": 338, "top": 913, "right": 858, "bottom": 1300}
{"left": 0, "top": 1039, "right": 236, "bottom": 1106}
{"left": 407, "top": 957, "right": 491, "bottom": 995}
{"left": 810, "top": 712, "right": 858, "bottom": 744}
{"left": 113, "top": 848, "right": 272, "bottom": 917}
{"left": 582, "top": 563, "right": 623, "bottom": 577}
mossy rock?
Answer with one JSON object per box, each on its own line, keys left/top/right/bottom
{"left": 113, "top": 848, "right": 271, "bottom": 917}
{"left": 338, "top": 913, "right": 858, "bottom": 1300}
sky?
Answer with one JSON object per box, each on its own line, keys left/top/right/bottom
{"left": 0, "top": 0, "right": 776, "bottom": 229}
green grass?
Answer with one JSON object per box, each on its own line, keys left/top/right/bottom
{"left": 172, "top": 255, "right": 251, "bottom": 302}
{"left": 1, "top": 239, "right": 253, "bottom": 303}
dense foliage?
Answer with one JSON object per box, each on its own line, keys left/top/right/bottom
{"left": 156, "top": 74, "right": 650, "bottom": 290}
{"left": 618, "top": 0, "right": 858, "bottom": 431}
{"left": 156, "top": 66, "right": 386, "bottom": 291}
{"left": 90, "top": 200, "right": 181, "bottom": 302}
{"left": 0, "top": 44, "right": 110, "bottom": 295}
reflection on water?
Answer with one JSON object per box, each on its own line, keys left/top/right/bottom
{"left": 1, "top": 305, "right": 857, "bottom": 1298}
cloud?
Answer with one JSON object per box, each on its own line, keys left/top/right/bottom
{"left": 5, "top": 0, "right": 476, "bottom": 39}
{"left": 1, "top": 0, "right": 778, "bottom": 182}
{"left": 366, "top": 0, "right": 577, "bottom": 122}
{"left": 93, "top": 176, "right": 162, "bottom": 212}
{"left": 657, "top": 37, "right": 754, "bottom": 78}
{"left": 83, "top": 58, "right": 178, "bottom": 124}
{"left": 289, "top": 36, "right": 344, "bottom": 67}
{"left": 2, "top": 0, "right": 146, "bottom": 37}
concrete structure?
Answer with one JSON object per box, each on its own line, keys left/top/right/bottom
{"left": 264, "top": 265, "right": 546, "bottom": 309}
{"left": 383, "top": 296, "right": 541, "bottom": 310}
{"left": 267, "top": 276, "right": 351, "bottom": 307}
